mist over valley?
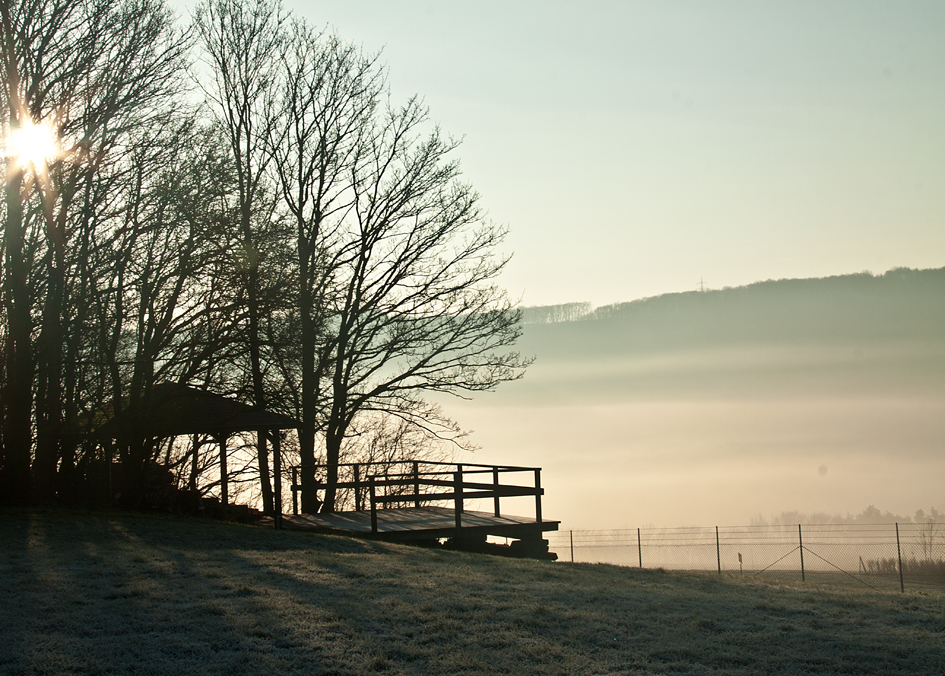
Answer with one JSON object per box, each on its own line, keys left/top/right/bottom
{"left": 444, "top": 267, "right": 945, "bottom": 529}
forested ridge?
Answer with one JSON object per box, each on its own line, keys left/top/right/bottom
{"left": 506, "top": 268, "right": 945, "bottom": 404}
{"left": 521, "top": 267, "right": 945, "bottom": 354}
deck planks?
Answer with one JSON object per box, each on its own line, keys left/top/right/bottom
{"left": 279, "top": 505, "right": 559, "bottom": 542}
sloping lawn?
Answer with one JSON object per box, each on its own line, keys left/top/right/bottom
{"left": 1, "top": 508, "right": 943, "bottom": 675}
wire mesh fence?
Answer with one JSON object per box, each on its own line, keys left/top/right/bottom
{"left": 546, "top": 522, "right": 945, "bottom": 594}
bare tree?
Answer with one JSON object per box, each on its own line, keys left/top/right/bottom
{"left": 264, "top": 25, "right": 527, "bottom": 513}
{"left": 267, "top": 21, "right": 382, "bottom": 513}
{"left": 317, "top": 97, "right": 529, "bottom": 511}
{"left": 1, "top": 0, "right": 529, "bottom": 513}
{"left": 1, "top": 0, "right": 190, "bottom": 504}
{"left": 195, "top": 0, "right": 290, "bottom": 513}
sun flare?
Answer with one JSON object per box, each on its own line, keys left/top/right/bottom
{"left": 5, "top": 120, "right": 59, "bottom": 173}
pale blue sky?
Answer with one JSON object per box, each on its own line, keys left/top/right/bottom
{"left": 176, "top": 0, "right": 945, "bottom": 306}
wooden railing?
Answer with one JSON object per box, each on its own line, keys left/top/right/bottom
{"left": 291, "top": 461, "right": 544, "bottom": 534}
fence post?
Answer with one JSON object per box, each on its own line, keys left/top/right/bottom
{"left": 570, "top": 529, "right": 574, "bottom": 563}
{"left": 716, "top": 526, "right": 721, "bottom": 575}
{"left": 493, "top": 466, "right": 501, "bottom": 517}
{"left": 353, "top": 464, "right": 362, "bottom": 511}
{"left": 369, "top": 476, "right": 378, "bottom": 533}
{"left": 534, "top": 468, "right": 542, "bottom": 524}
{"left": 896, "top": 522, "right": 904, "bottom": 593}
{"left": 413, "top": 461, "right": 421, "bottom": 509}
{"left": 637, "top": 527, "right": 643, "bottom": 568}
{"left": 454, "top": 470, "right": 463, "bottom": 529}
{"left": 292, "top": 467, "right": 299, "bottom": 516}
{"left": 798, "top": 524, "right": 805, "bottom": 582}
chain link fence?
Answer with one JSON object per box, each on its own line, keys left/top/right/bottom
{"left": 546, "top": 522, "right": 945, "bottom": 593}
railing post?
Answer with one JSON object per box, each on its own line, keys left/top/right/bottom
{"left": 716, "top": 526, "right": 721, "bottom": 575}
{"left": 534, "top": 468, "right": 542, "bottom": 524}
{"left": 370, "top": 476, "right": 378, "bottom": 533}
{"left": 454, "top": 470, "right": 463, "bottom": 530}
{"left": 292, "top": 467, "right": 298, "bottom": 516}
{"left": 354, "top": 464, "right": 362, "bottom": 511}
{"left": 493, "top": 466, "right": 501, "bottom": 517}
{"left": 896, "top": 522, "right": 904, "bottom": 593}
{"left": 413, "top": 461, "right": 421, "bottom": 509}
{"left": 798, "top": 524, "right": 805, "bottom": 582}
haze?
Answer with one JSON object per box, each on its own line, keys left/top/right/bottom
{"left": 168, "top": 1, "right": 944, "bottom": 527}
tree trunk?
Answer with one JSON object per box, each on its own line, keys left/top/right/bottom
{"left": 321, "top": 362, "right": 349, "bottom": 513}
{"left": 256, "top": 431, "right": 273, "bottom": 514}
{"left": 1, "top": 169, "right": 33, "bottom": 505}
{"left": 297, "top": 255, "right": 320, "bottom": 514}
{"left": 33, "top": 212, "right": 67, "bottom": 504}
{"left": 1, "top": 5, "right": 33, "bottom": 505}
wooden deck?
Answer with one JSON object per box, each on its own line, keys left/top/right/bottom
{"left": 272, "top": 461, "right": 559, "bottom": 558}
{"left": 278, "top": 505, "right": 559, "bottom": 543}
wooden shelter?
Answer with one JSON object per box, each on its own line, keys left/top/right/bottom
{"left": 93, "top": 385, "right": 559, "bottom": 557}
{"left": 92, "top": 382, "right": 299, "bottom": 525}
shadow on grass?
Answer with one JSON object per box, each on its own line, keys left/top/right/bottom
{"left": 0, "top": 508, "right": 392, "bottom": 674}
{"left": 3, "top": 509, "right": 945, "bottom": 675}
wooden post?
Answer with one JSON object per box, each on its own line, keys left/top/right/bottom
{"left": 637, "top": 528, "right": 643, "bottom": 568}
{"left": 413, "top": 461, "right": 421, "bottom": 509}
{"left": 292, "top": 467, "right": 299, "bottom": 516}
{"left": 534, "top": 468, "right": 542, "bottom": 524}
{"left": 454, "top": 470, "right": 463, "bottom": 530}
{"left": 370, "top": 476, "right": 378, "bottom": 533}
{"left": 190, "top": 434, "right": 199, "bottom": 491}
{"left": 716, "top": 526, "right": 721, "bottom": 575}
{"left": 218, "top": 434, "right": 228, "bottom": 505}
{"left": 493, "top": 466, "right": 500, "bottom": 517}
{"left": 272, "top": 430, "right": 282, "bottom": 530}
{"left": 354, "top": 464, "right": 362, "bottom": 511}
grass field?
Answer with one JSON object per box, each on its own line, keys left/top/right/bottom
{"left": 2, "top": 509, "right": 944, "bottom": 675}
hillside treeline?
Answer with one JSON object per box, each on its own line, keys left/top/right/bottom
{"left": 521, "top": 267, "right": 945, "bottom": 355}
{"left": 753, "top": 506, "right": 943, "bottom": 526}
{"left": 0, "top": 0, "right": 526, "bottom": 510}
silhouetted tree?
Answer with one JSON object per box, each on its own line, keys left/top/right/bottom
{"left": 266, "top": 21, "right": 383, "bottom": 513}
{"left": 195, "top": 0, "right": 292, "bottom": 513}
{"left": 1, "top": 0, "right": 528, "bottom": 511}
{"left": 316, "top": 96, "right": 528, "bottom": 511}
{"left": 1, "top": 0, "right": 190, "bottom": 504}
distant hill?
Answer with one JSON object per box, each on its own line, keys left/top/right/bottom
{"left": 509, "top": 267, "right": 945, "bottom": 401}
{"left": 520, "top": 267, "right": 945, "bottom": 355}
{"left": 447, "top": 269, "right": 944, "bottom": 528}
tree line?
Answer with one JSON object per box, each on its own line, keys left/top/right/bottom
{"left": 0, "top": 0, "right": 527, "bottom": 511}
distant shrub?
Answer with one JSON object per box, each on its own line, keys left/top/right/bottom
{"left": 863, "top": 556, "right": 945, "bottom": 582}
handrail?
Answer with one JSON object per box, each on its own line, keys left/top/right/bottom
{"left": 310, "top": 460, "right": 540, "bottom": 473}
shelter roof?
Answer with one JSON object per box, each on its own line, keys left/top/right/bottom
{"left": 92, "top": 382, "right": 299, "bottom": 439}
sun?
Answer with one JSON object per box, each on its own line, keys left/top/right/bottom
{"left": 5, "top": 120, "right": 59, "bottom": 173}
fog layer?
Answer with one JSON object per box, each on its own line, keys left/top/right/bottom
{"left": 444, "top": 268, "right": 945, "bottom": 528}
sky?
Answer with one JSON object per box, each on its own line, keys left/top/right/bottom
{"left": 171, "top": 0, "right": 945, "bottom": 307}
